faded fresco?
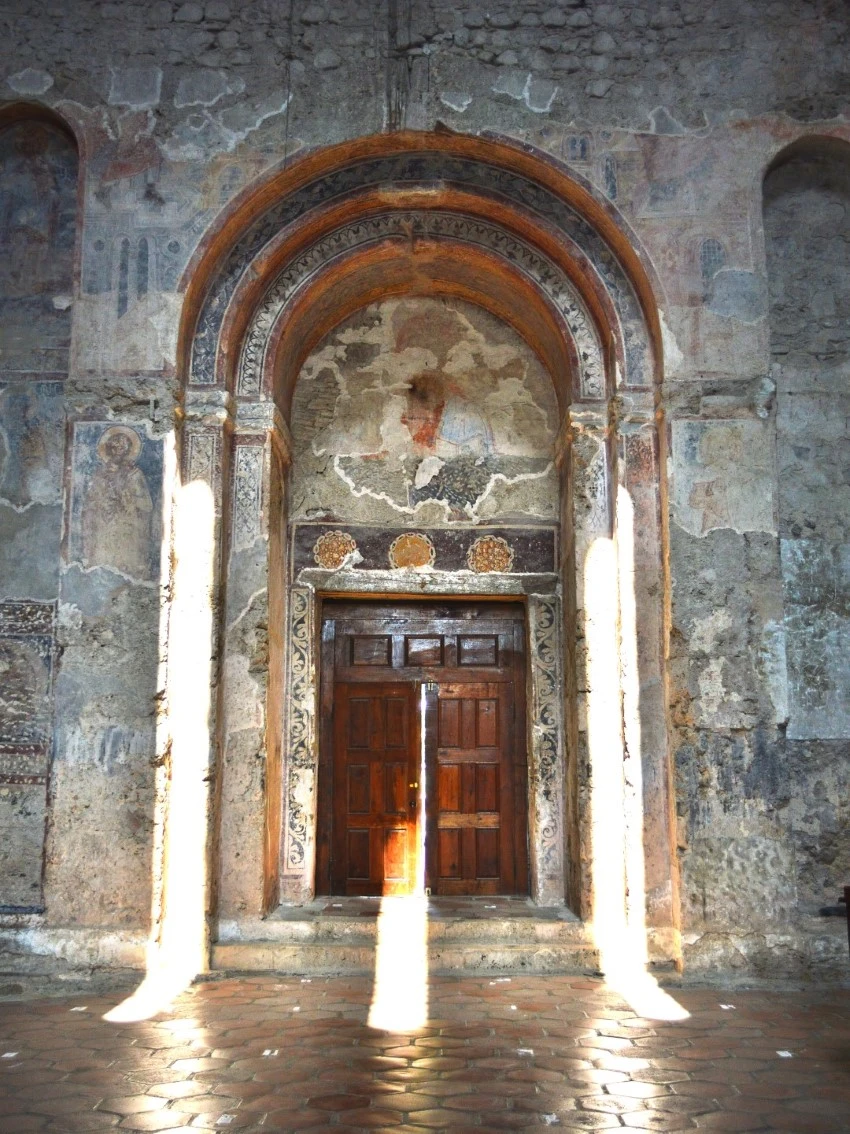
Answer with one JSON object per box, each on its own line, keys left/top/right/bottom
{"left": 0, "top": 122, "right": 77, "bottom": 374}
{"left": 672, "top": 419, "right": 776, "bottom": 537}
{"left": 0, "top": 381, "right": 64, "bottom": 508}
{"left": 68, "top": 423, "right": 162, "bottom": 581}
{"left": 290, "top": 298, "right": 559, "bottom": 525}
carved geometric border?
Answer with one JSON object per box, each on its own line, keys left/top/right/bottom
{"left": 237, "top": 211, "right": 606, "bottom": 401}
{"left": 280, "top": 581, "right": 566, "bottom": 906}
{"left": 282, "top": 585, "right": 314, "bottom": 878}
{"left": 527, "top": 593, "right": 567, "bottom": 905}
{"left": 190, "top": 152, "right": 651, "bottom": 392}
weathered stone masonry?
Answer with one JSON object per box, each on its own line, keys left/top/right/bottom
{"left": 1, "top": 0, "right": 850, "bottom": 982}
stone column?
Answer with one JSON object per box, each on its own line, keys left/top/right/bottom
{"left": 218, "top": 402, "right": 291, "bottom": 922}
{"left": 158, "top": 389, "right": 232, "bottom": 978}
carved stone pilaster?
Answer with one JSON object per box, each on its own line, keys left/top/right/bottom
{"left": 568, "top": 404, "right": 614, "bottom": 547}
{"left": 235, "top": 400, "right": 292, "bottom": 464}
{"left": 180, "top": 389, "right": 235, "bottom": 508}
{"left": 527, "top": 593, "right": 567, "bottom": 906}
{"left": 281, "top": 586, "right": 316, "bottom": 891}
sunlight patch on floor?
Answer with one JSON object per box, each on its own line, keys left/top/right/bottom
{"left": 368, "top": 895, "right": 429, "bottom": 1031}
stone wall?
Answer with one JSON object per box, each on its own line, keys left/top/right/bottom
{"left": 768, "top": 144, "right": 850, "bottom": 911}
{"left": 1, "top": 1, "right": 849, "bottom": 977}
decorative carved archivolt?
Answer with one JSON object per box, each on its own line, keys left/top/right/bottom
{"left": 236, "top": 211, "right": 606, "bottom": 401}
{"left": 190, "top": 152, "right": 650, "bottom": 392}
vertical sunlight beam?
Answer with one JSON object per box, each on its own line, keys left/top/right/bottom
{"left": 584, "top": 488, "right": 688, "bottom": 1023}
{"left": 584, "top": 534, "right": 628, "bottom": 965}
{"left": 617, "top": 485, "right": 647, "bottom": 970}
{"left": 368, "top": 685, "right": 430, "bottom": 1032}
{"left": 106, "top": 469, "right": 216, "bottom": 1022}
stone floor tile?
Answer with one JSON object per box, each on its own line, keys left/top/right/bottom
{"left": 579, "top": 1094, "right": 649, "bottom": 1115}
{"left": 691, "top": 1115, "right": 771, "bottom": 1131}
{"left": 117, "top": 1114, "right": 192, "bottom": 1131}
{"left": 0, "top": 976, "right": 848, "bottom": 1133}
{"left": 612, "top": 1080, "right": 672, "bottom": 1098}
{"left": 99, "top": 1096, "right": 166, "bottom": 1115}
{"left": 557, "top": 1113, "right": 623, "bottom": 1130}
{"left": 147, "top": 1082, "right": 212, "bottom": 1099}
{"left": 620, "top": 1112, "right": 697, "bottom": 1129}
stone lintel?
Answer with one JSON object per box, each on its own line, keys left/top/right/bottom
{"left": 296, "top": 568, "right": 561, "bottom": 596}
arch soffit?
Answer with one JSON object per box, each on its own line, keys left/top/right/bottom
{"left": 259, "top": 238, "right": 584, "bottom": 417}
{"left": 182, "top": 132, "right": 662, "bottom": 413}
{"left": 238, "top": 211, "right": 604, "bottom": 413}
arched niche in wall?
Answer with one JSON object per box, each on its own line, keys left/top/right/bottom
{"left": 763, "top": 135, "right": 850, "bottom": 910}
{"left": 0, "top": 107, "right": 78, "bottom": 374}
{"left": 0, "top": 105, "right": 79, "bottom": 911}
{"left": 173, "top": 132, "right": 679, "bottom": 967}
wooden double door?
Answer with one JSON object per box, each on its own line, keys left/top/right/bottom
{"left": 317, "top": 601, "right": 529, "bottom": 897}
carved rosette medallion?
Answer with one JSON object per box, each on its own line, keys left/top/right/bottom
{"left": 467, "top": 535, "right": 515, "bottom": 573}
{"left": 313, "top": 530, "right": 357, "bottom": 570}
{"left": 388, "top": 532, "right": 435, "bottom": 569}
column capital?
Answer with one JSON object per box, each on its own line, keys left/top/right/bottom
{"left": 613, "top": 389, "right": 661, "bottom": 433}
{"left": 554, "top": 401, "right": 611, "bottom": 467}
{"left": 180, "top": 388, "right": 236, "bottom": 429}
{"left": 234, "top": 400, "right": 292, "bottom": 464}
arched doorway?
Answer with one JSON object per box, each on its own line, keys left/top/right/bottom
{"left": 294, "top": 294, "right": 559, "bottom": 898}
{"left": 172, "top": 131, "right": 678, "bottom": 967}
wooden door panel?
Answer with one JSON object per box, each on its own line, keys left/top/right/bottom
{"left": 384, "top": 761, "right": 407, "bottom": 815}
{"left": 384, "top": 697, "right": 408, "bottom": 747}
{"left": 384, "top": 827, "right": 408, "bottom": 881}
{"left": 433, "top": 680, "right": 516, "bottom": 895}
{"left": 476, "top": 763, "right": 499, "bottom": 811}
{"left": 331, "top": 682, "right": 418, "bottom": 895}
{"left": 347, "top": 830, "right": 371, "bottom": 879}
{"left": 477, "top": 698, "right": 499, "bottom": 747}
{"left": 437, "top": 763, "right": 460, "bottom": 811}
{"left": 319, "top": 602, "right": 529, "bottom": 898}
{"left": 476, "top": 829, "right": 500, "bottom": 878}
{"left": 347, "top": 764, "right": 370, "bottom": 813}
{"left": 438, "top": 699, "right": 460, "bottom": 747}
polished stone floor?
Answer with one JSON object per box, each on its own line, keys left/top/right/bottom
{"left": 1, "top": 972, "right": 849, "bottom": 1131}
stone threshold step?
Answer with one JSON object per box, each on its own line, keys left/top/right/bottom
{"left": 217, "top": 916, "right": 589, "bottom": 946}
{"left": 212, "top": 940, "right": 600, "bottom": 976}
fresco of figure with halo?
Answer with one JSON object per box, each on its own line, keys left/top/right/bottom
{"left": 69, "top": 423, "right": 162, "bottom": 580}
